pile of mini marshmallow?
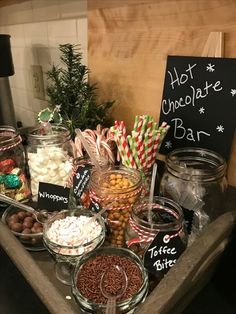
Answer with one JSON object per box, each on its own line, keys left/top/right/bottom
{"left": 28, "top": 146, "right": 73, "bottom": 199}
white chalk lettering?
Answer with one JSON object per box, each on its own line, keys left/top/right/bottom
{"left": 74, "top": 169, "right": 89, "bottom": 196}
{"left": 168, "top": 63, "right": 197, "bottom": 90}
{"left": 147, "top": 245, "right": 177, "bottom": 258}
{"left": 153, "top": 259, "right": 177, "bottom": 271}
{"left": 172, "top": 118, "right": 211, "bottom": 142}
{"left": 161, "top": 80, "right": 223, "bottom": 115}
{"left": 38, "top": 191, "right": 68, "bottom": 204}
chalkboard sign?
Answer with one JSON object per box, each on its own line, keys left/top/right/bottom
{"left": 73, "top": 164, "right": 92, "bottom": 199}
{"left": 159, "top": 56, "right": 236, "bottom": 160}
{"left": 37, "top": 182, "right": 70, "bottom": 211}
{"left": 144, "top": 231, "right": 186, "bottom": 275}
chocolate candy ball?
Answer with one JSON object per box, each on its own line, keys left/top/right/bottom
{"left": 8, "top": 214, "right": 19, "bottom": 223}
{"left": 24, "top": 216, "right": 34, "bottom": 224}
{"left": 23, "top": 221, "right": 33, "bottom": 229}
{"left": 17, "top": 211, "right": 27, "bottom": 220}
{"left": 11, "top": 222, "right": 23, "bottom": 233}
{"left": 22, "top": 228, "right": 32, "bottom": 235}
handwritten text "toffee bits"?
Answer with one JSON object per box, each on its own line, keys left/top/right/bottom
{"left": 147, "top": 245, "right": 177, "bottom": 271}
{"left": 38, "top": 191, "right": 68, "bottom": 204}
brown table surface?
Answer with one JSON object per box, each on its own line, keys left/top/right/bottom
{"left": 0, "top": 186, "right": 235, "bottom": 314}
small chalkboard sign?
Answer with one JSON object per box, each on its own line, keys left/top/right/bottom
{"left": 37, "top": 182, "right": 70, "bottom": 211}
{"left": 159, "top": 56, "right": 236, "bottom": 160}
{"left": 144, "top": 231, "right": 186, "bottom": 275}
{"left": 73, "top": 164, "right": 92, "bottom": 199}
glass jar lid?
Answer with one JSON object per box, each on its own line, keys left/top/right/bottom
{"left": 166, "top": 147, "right": 226, "bottom": 182}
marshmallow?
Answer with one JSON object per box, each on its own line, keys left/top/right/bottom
{"left": 28, "top": 146, "right": 73, "bottom": 197}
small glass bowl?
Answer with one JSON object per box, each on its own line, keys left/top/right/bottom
{"left": 1, "top": 205, "right": 44, "bottom": 251}
{"left": 43, "top": 208, "right": 106, "bottom": 265}
{"left": 72, "top": 247, "right": 149, "bottom": 313}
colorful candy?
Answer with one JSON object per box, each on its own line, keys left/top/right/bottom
{"left": 0, "top": 159, "right": 15, "bottom": 174}
{"left": 4, "top": 174, "right": 21, "bottom": 189}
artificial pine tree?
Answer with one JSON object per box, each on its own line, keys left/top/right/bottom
{"left": 38, "top": 44, "right": 114, "bottom": 137}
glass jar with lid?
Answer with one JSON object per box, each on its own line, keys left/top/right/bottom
{"left": 159, "top": 147, "right": 228, "bottom": 237}
{"left": 0, "top": 125, "right": 31, "bottom": 202}
{"left": 27, "top": 124, "right": 74, "bottom": 201}
{"left": 89, "top": 165, "right": 143, "bottom": 247}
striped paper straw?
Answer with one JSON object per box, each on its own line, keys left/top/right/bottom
{"left": 144, "top": 132, "right": 154, "bottom": 169}
{"left": 137, "top": 135, "right": 147, "bottom": 169}
{"left": 118, "top": 133, "right": 136, "bottom": 169}
{"left": 140, "top": 115, "right": 149, "bottom": 137}
{"left": 127, "top": 134, "right": 141, "bottom": 169}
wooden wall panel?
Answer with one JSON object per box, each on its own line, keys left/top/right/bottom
{"left": 88, "top": 0, "right": 236, "bottom": 186}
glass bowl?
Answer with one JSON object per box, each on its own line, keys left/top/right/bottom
{"left": 72, "top": 247, "right": 149, "bottom": 313}
{"left": 1, "top": 205, "right": 44, "bottom": 251}
{"left": 43, "top": 207, "right": 106, "bottom": 284}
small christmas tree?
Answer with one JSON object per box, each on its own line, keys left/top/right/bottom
{"left": 38, "top": 44, "right": 114, "bottom": 137}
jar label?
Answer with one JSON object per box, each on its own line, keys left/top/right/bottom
{"left": 37, "top": 182, "right": 70, "bottom": 211}
{"left": 73, "top": 164, "right": 92, "bottom": 199}
{"left": 144, "top": 230, "right": 186, "bottom": 275}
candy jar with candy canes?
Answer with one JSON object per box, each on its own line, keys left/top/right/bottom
{"left": 74, "top": 124, "right": 115, "bottom": 167}
{"left": 0, "top": 126, "right": 31, "bottom": 203}
{"left": 73, "top": 125, "right": 116, "bottom": 207}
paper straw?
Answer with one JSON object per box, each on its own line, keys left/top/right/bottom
{"left": 137, "top": 136, "right": 147, "bottom": 169}
{"left": 127, "top": 134, "right": 141, "bottom": 169}
{"left": 140, "top": 115, "right": 149, "bottom": 137}
{"left": 144, "top": 132, "right": 154, "bottom": 169}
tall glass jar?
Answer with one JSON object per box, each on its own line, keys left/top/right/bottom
{"left": 27, "top": 124, "right": 74, "bottom": 201}
{"left": 0, "top": 126, "right": 31, "bottom": 202}
{"left": 160, "top": 147, "right": 228, "bottom": 237}
{"left": 89, "top": 166, "right": 143, "bottom": 247}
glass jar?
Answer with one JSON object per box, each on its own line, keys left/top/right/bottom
{"left": 0, "top": 126, "right": 31, "bottom": 202}
{"left": 159, "top": 147, "right": 228, "bottom": 237}
{"left": 43, "top": 207, "right": 105, "bottom": 285}
{"left": 125, "top": 196, "right": 187, "bottom": 289}
{"left": 89, "top": 166, "right": 143, "bottom": 247}
{"left": 72, "top": 247, "right": 149, "bottom": 313}
{"left": 27, "top": 124, "right": 74, "bottom": 201}
{"left": 125, "top": 196, "right": 187, "bottom": 258}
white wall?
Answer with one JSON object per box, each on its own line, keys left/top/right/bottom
{"left": 0, "top": 0, "right": 87, "bottom": 127}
